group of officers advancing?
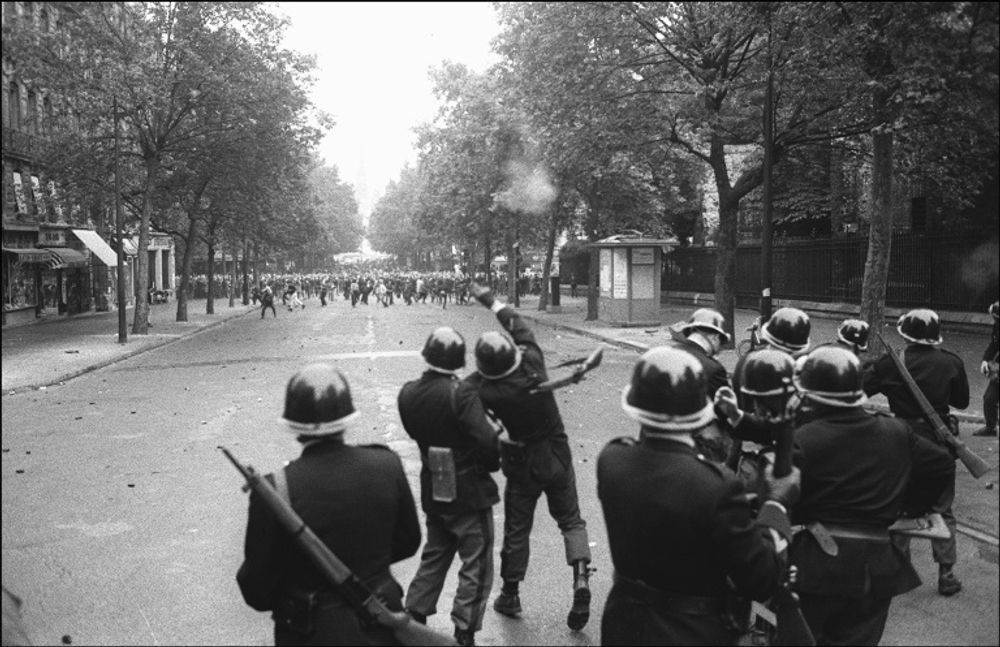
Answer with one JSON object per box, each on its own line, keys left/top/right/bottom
{"left": 234, "top": 282, "right": 999, "bottom": 647}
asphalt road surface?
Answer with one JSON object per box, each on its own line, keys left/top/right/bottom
{"left": 2, "top": 297, "right": 997, "bottom": 645}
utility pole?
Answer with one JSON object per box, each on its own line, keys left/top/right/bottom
{"left": 114, "top": 95, "right": 127, "bottom": 344}
{"left": 760, "top": 5, "right": 775, "bottom": 323}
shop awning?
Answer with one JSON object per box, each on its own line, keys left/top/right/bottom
{"left": 2, "top": 246, "right": 53, "bottom": 263}
{"left": 45, "top": 247, "right": 89, "bottom": 269}
{"left": 72, "top": 229, "right": 119, "bottom": 266}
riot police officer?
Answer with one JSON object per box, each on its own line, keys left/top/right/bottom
{"left": 465, "top": 282, "right": 594, "bottom": 631}
{"left": 973, "top": 301, "right": 999, "bottom": 436}
{"left": 792, "top": 345, "right": 955, "bottom": 644}
{"left": 236, "top": 364, "right": 421, "bottom": 646}
{"left": 670, "top": 308, "right": 733, "bottom": 463}
{"left": 398, "top": 328, "right": 501, "bottom": 646}
{"left": 863, "top": 308, "right": 970, "bottom": 596}
{"left": 598, "top": 346, "right": 800, "bottom": 645}
{"left": 835, "top": 319, "right": 870, "bottom": 355}
{"left": 718, "top": 307, "right": 811, "bottom": 470}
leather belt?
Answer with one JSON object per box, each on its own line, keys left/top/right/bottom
{"left": 792, "top": 521, "right": 890, "bottom": 557}
{"left": 613, "top": 573, "right": 727, "bottom": 616}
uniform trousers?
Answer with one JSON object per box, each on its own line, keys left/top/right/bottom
{"left": 405, "top": 509, "right": 494, "bottom": 632}
{"left": 985, "top": 377, "right": 998, "bottom": 431}
{"left": 499, "top": 460, "right": 591, "bottom": 582}
{"left": 897, "top": 419, "right": 957, "bottom": 566}
{"left": 797, "top": 592, "right": 892, "bottom": 646}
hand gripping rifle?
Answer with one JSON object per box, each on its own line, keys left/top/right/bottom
{"left": 873, "top": 333, "right": 991, "bottom": 479}
{"left": 529, "top": 346, "right": 604, "bottom": 394}
{"left": 768, "top": 421, "right": 816, "bottom": 647}
{"left": 220, "top": 447, "right": 456, "bottom": 646}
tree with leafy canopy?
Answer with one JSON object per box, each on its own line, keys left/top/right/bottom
{"left": 5, "top": 2, "right": 320, "bottom": 333}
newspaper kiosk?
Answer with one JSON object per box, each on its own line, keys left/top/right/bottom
{"left": 590, "top": 235, "right": 676, "bottom": 326}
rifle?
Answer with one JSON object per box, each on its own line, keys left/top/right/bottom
{"left": 768, "top": 420, "right": 816, "bottom": 647}
{"left": 220, "top": 447, "right": 455, "bottom": 647}
{"left": 529, "top": 346, "right": 604, "bottom": 394}
{"left": 873, "top": 333, "right": 991, "bottom": 479}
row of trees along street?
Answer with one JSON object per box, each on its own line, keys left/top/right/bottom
{"left": 3, "top": 2, "right": 363, "bottom": 334}
{"left": 367, "top": 2, "right": 998, "bottom": 338}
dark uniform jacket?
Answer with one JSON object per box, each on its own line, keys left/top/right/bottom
{"left": 984, "top": 319, "right": 999, "bottom": 364}
{"left": 465, "top": 306, "right": 571, "bottom": 482}
{"left": 597, "top": 434, "right": 788, "bottom": 645}
{"left": 863, "top": 344, "right": 969, "bottom": 420}
{"left": 398, "top": 371, "right": 500, "bottom": 515}
{"left": 789, "top": 407, "right": 954, "bottom": 599}
{"left": 237, "top": 437, "right": 421, "bottom": 645}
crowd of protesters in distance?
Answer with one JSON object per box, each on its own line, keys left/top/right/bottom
{"left": 234, "top": 263, "right": 556, "bottom": 315}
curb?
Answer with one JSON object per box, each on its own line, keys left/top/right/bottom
{"left": 3, "top": 306, "right": 257, "bottom": 396}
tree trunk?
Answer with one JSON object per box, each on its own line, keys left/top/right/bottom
{"left": 175, "top": 217, "right": 198, "bottom": 322}
{"left": 714, "top": 195, "right": 738, "bottom": 344}
{"left": 585, "top": 203, "right": 600, "bottom": 321}
{"left": 206, "top": 239, "right": 216, "bottom": 315}
{"left": 131, "top": 156, "right": 158, "bottom": 335}
{"left": 228, "top": 243, "right": 236, "bottom": 308}
{"left": 829, "top": 133, "right": 845, "bottom": 237}
{"left": 539, "top": 211, "right": 558, "bottom": 311}
{"left": 242, "top": 236, "right": 250, "bottom": 305}
{"left": 860, "top": 87, "right": 894, "bottom": 327}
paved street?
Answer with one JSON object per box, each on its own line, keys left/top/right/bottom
{"left": 2, "top": 294, "right": 998, "bottom": 645}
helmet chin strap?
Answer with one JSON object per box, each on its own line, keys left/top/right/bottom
{"left": 425, "top": 363, "right": 460, "bottom": 376}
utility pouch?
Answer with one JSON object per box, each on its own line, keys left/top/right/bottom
{"left": 428, "top": 446, "right": 457, "bottom": 502}
{"left": 499, "top": 437, "right": 527, "bottom": 479}
{"left": 274, "top": 590, "right": 318, "bottom": 636}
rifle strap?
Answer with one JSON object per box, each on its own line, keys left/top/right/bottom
{"left": 273, "top": 466, "right": 289, "bottom": 504}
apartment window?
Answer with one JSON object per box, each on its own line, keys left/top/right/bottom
{"left": 22, "top": 2, "right": 34, "bottom": 28}
{"left": 27, "top": 90, "right": 38, "bottom": 134}
{"left": 43, "top": 96, "right": 53, "bottom": 135}
{"left": 6, "top": 82, "right": 21, "bottom": 130}
{"left": 39, "top": 6, "right": 48, "bottom": 32}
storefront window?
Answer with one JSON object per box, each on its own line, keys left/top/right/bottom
{"left": 3, "top": 259, "right": 39, "bottom": 310}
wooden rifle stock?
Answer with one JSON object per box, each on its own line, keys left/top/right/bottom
{"left": 873, "top": 334, "right": 991, "bottom": 479}
{"left": 530, "top": 346, "right": 604, "bottom": 394}
{"left": 768, "top": 422, "right": 816, "bottom": 646}
{"left": 220, "top": 447, "right": 455, "bottom": 646}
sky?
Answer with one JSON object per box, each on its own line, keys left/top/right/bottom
{"left": 277, "top": 2, "right": 502, "bottom": 226}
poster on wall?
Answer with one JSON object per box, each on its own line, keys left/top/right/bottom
{"left": 599, "top": 249, "right": 612, "bottom": 296}
{"left": 11, "top": 172, "right": 28, "bottom": 213}
{"left": 613, "top": 249, "right": 628, "bottom": 298}
{"left": 632, "top": 248, "right": 654, "bottom": 265}
{"left": 631, "top": 264, "right": 655, "bottom": 299}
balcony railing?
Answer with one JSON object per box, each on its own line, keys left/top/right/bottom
{"left": 2, "top": 127, "right": 36, "bottom": 160}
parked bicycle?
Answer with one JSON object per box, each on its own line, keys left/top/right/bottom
{"left": 736, "top": 318, "right": 763, "bottom": 358}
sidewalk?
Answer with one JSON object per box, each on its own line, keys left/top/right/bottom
{"left": 2, "top": 298, "right": 257, "bottom": 393}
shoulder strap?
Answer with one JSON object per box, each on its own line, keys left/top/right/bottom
{"left": 273, "top": 466, "right": 290, "bottom": 504}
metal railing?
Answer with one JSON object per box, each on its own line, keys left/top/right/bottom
{"left": 664, "top": 232, "right": 998, "bottom": 312}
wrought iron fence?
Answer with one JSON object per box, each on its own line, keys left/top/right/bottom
{"left": 664, "top": 233, "right": 999, "bottom": 312}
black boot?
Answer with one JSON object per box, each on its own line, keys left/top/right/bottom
{"left": 454, "top": 627, "right": 476, "bottom": 646}
{"left": 493, "top": 580, "right": 522, "bottom": 617}
{"left": 567, "top": 560, "right": 593, "bottom": 630}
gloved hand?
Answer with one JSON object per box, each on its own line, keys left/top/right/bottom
{"left": 714, "top": 386, "right": 740, "bottom": 424}
{"left": 764, "top": 463, "right": 801, "bottom": 509}
{"left": 982, "top": 360, "right": 990, "bottom": 376}
{"left": 470, "top": 282, "right": 495, "bottom": 308}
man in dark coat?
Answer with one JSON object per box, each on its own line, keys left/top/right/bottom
{"left": 973, "top": 301, "right": 999, "bottom": 436}
{"left": 667, "top": 308, "right": 732, "bottom": 462}
{"left": 398, "top": 327, "right": 501, "bottom": 647}
{"left": 795, "top": 345, "right": 955, "bottom": 644}
{"left": 237, "top": 364, "right": 421, "bottom": 646}
{"left": 863, "top": 308, "right": 969, "bottom": 596}
{"left": 465, "top": 282, "right": 594, "bottom": 631}
{"left": 598, "top": 346, "right": 799, "bottom": 646}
